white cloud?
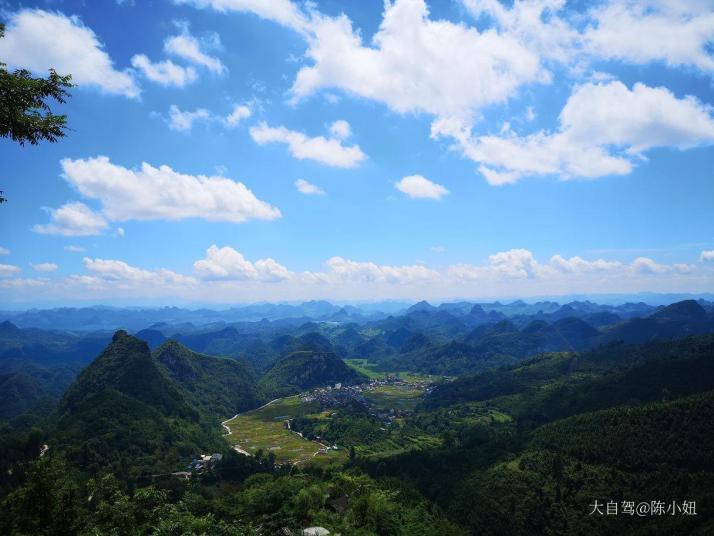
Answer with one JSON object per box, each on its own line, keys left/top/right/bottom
{"left": 290, "top": 0, "right": 543, "bottom": 122}
{"left": 0, "top": 278, "right": 48, "bottom": 289}
{"left": 488, "top": 248, "right": 546, "bottom": 279}
{"left": 173, "top": 0, "right": 309, "bottom": 32}
{"left": 434, "top": 80, "right": 714, "bottom": 184}
{"left": 448, "top": 249, "right": 696, "bottom": 283}
{"left": 584, "top": 1, "right": 714, "bottom": 73}
{"left": 194, "top": 245, "right": 291, "bottom": 281}
{"left": 630, "top": 256, "right": 672, "bottom": 274}
{"left": 461, "top": 0, "right": 578, "bottom": 64}
{"left": 168, "top": 105, "right": 213, "bottom": 132}
{"left": 431, "top": 245, "right": 446, "bottom": 253}
{"left": 32, "top": 202, "right": 109, "bottom": 236}
{"left": 84, "top": 257, "right": 195, "bottom": 285}
{"left": 0, "top": 9, "right": 139, "bottom": 98}
{"left": 0, "top": 264, "right": 21, "bottom": 277}
{"left": 2, "top": 247, "right": 711, "bottom": 302}
{"left": 30, "top": 262, "right": 59, "bottom": 273}
{"left": 166, "top": 104, "right": 252, "bottom": 131}
{"left": 59, "top": 156, "right": 281, "bottom": 224}
{"left": 225, "top": 104, "right": 252, "bottom": 127}
{"left": 64, "top": 245, "right": 86, "bottom": 253}
{"left": 0, "top": 247, "right": 9, "bottom": 255}
{"left": 329, "top": 120, "right": 351, "bottom": 140}
{"left": 250, "top": 122, "right": 366, "bottom": 168}
{"left": 131, "top": 55, "right": 197, "bottom": 87}
{"left": 164, "top": 32, "right": 226, "bottom": 74}
{"left": 324, "top": 257, "right": 438, "bottom": 284}
{"left": 549, "top": 254, "right": 622, "bottom": 274}
{"left": 395, "top": 175, "right": 449, "bottom": 200}
{"left": 295, "top": 179, "right": 325, "bottom": 195}
{"left": 701, "top": 250, "right": 714, "bottom": 262}
{"left": 172, "top": 0, "right": 714, "bottom": 188}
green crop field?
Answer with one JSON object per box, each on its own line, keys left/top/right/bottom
{"left": 343, "top": 358, "right": 387, "bottom": 379}
{"left": 363, "top": 383, "right": 427, "bottom": 411}
{"left": 344, "top": 358, "right": 444, "bottom": 383}
{"left": 224, "top": 396, "right": 347, "bottom": 465}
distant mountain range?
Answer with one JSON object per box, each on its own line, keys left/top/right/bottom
{"left": 1, "top": 298, "right": 712, "bottom": 424}
{"left": 2, "top": 296, "right": 712, "bottom": 332}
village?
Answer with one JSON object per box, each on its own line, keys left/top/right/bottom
{"left": 298, "top": 375, "right": 435, "bottom": 426}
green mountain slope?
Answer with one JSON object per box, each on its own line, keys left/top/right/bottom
{"left": 153, "top": 340, "right": 259, "bottom": 418}
{"left": 446, "top": 392, "right": 714, "bottom": 536}
{"left": 52, "top": 332, "right": 224, "bottom": 482}
{"left": 258, "top": 350, "right": 368, "bottom": 399}
{"left": 0, "top": 373, "right": 46, "bottom": 420}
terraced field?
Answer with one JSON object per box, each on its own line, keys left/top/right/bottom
{"left": 223, "top": 396, "right": 347, "bottom": 465}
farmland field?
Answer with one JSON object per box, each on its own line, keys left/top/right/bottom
{"left": 344, "top": 358, "right": 444, "bottom": 383}
{"left": 363, "top": 383, "right": 426, "bottom": 411}
{"left": 223, "top": 396, "right": 347, "bottom": 465}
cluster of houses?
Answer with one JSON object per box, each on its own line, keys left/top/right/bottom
{"left": 169, "top": 452, "right": 224, "bottom": 479}
{"left": 188, "top": 452, "right": 223, "bottom": 471}
{"left": 298, "top": 375, "right": 432, "bottom": 426}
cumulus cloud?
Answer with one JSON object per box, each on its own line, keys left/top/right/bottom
{"left": 700, "top": 250, "right": 714, "bottom": 262}
{"left": 295, "top": 179, "right": 325, "bottom": 195}
{"left": 194, "top": 245, "right": 291, "bottom": 281}
{"left": 225, "top": 104, "right": 252, "bottom": 127}
{"left": 164, "top": 32, "right": 226, "bottom": 74}
{"left": 173, "top": 0, "right": 309, "bottom": 32}
{"left": 32, "top": 202, "right": 109, "bottom": 236}
{"left": 395, "top": 175, "right": 449, "bottom": 200}
{"left": 30, "top": 262, "right": 59, "bottom": 273}
{"left": 324, "top": 257, "right": 439, "bottom": 284}
{"left": 59, "top": 156, "right": 281, "bottom": 224}
{"left": 549, "top": 254, "right": 622, "bottom": 273}
{"left": 329, "top": 120, "right": 351, "bottom": 140}
{"left": 84, "top": 257, "right": 195, "bottom": 285}
{"left": 0, "top": 278, "right": 48, "bottom": 289}
{"left": 0, "top": 264, "right": 21, "bottom": 277}
{"left": 131, "top": 55, "right": 197, "bottom": 87}
{"left": 461, "top": 0, "right": 579, "bottom": 64}
{"left": 174, "top": 0, "right": 714, "bottom": 187}
{"left": 132, "top": 26, "right": 226, "bottom": 87}
{"left": 168, "top": 105, "right": 213, "bottom": 131}
{"left": 250, "top": 122, "right": 366, "bottom": 168}
{"left": 434, "top": 81, "right": 714, "bottom": 184}
{"left": 290, "top": 0, "right": 543, "bottom": 122}
{"left": 0, "top": 9, "right": 139, "bottom": 97}
{"left": 449, "top": 249, "right": 695, "bottom": 282}
{"left": 629, "top": 256, "right": 690, "bottom": 275}
{"left": 2, "top": 247, "right": 711, "bottom": 302}
{"left": 166, "top": 104, "right": 252, "bottom": 132}
{"left": 0, "top": 247, "right": 9, "bottom": 255}
{"left": 488, "top": 248, "right": 546, "bottom": 279}
{"left": 584, "top": 1, "right": 714, "bottom": 73}
{"left": 64, "top": 245, "right": 86, "bottom": 253}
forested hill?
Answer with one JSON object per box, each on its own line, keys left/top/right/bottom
{"left": 153, "top": 339, "right": 260, "bottom": 418}
{"left": 258, "top": 350, "right": 368, "bottom": 399}
{"left": 424, "top": 333, "right": 714, "bottom": 419}
{"left": 51, "top": 332, "right": 227, "bottom": 481}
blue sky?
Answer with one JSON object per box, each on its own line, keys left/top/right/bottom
{"left": 0, "top": 0, "right": 713, "bottom": 305}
